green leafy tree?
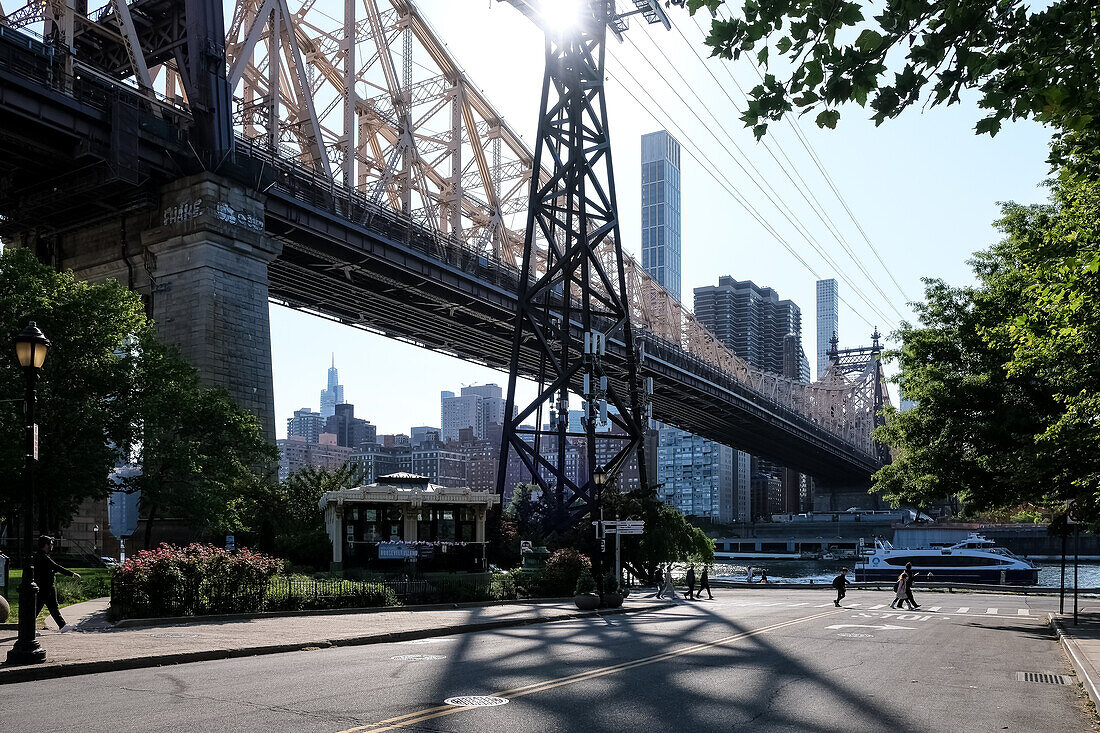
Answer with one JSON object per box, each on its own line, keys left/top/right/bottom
{"left": 248, "top": 464, "right": 361, "bottom": 567}
{"left": 121, "top": 337, "right": 278, "bottom": 548}
{"left": 686, "top": 0, "right": 1100, "bottom": 139}
{"left": 873, "top": 160, "right": 1100, "bottom": 523}
{"left": 0, "top": 248, "right": 277, "bottom": 541}
{"left": 0, "top": 249, "right": 148, "bottom": 530}
{"left": 604, "top": 487, "right": 714, "bottom": 582}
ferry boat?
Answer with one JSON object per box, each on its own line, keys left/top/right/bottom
{"left": 854, "top": 533, "right": 1039, "bottom": 585}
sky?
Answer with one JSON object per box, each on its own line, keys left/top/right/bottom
{"left": 269, "top": 0, "right": 1054, "bottom": 438}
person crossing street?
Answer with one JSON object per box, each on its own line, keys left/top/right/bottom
{"left": 697, "top": 566, "right": 713, "bottom": 600}
{"left": 686, "top": 564, "right": 697, "bottom": 600}
{"left": 832, "top": 568, "right": 851, "bottom": 607}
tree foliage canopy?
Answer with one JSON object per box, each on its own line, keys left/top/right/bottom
{"left": 686, "top": 0, "right": 1100, "bottom": 139}
{"left": 873, "top": 161, "right": 1100, "bottom": 523}
{"left": 0, "top": 249, "right": 276, "bottom": 537}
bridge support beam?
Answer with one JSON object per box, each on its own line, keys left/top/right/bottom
{"left": 141, "top": 174, "right": 280, "bottom": 439}
{"left": 812, "top": 476, "right": 884, "bottom": 513}
{"left": 57, "top": 173, "right": 280, "bottom": 440}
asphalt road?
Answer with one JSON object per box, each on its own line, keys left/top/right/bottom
{"left": 3, "top": 589, "right": 1095, "bottom": 733}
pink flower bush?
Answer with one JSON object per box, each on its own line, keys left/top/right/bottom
{"left": 111, "top": 543, "right": 284, "bottom": 620}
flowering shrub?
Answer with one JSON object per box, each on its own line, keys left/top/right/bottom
{"left": 110, "top": 543, "right": 284, "bottom": 620}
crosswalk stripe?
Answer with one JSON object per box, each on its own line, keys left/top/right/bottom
{"left": 1018, "top": 609, "right": 1030, "bottom": 616}
{"left": 815, "top": 603, "right": 834, "bottom": 607}
{"left": 846, "top": 603, "right": 862, "bottom": 608}
{"left": 986, "top": 608, "right": 998, "bottom": 614}
{"left": 787, "top": 603, "right": 809, "bottom": 607}
{"left": 957, "top": 607, "right": 970, "bottom": 613}
{"left": 868, "top": 604, "right": 887, "bottom": 609}
{"left": 929, "top": 606, "right": 942, "bottom": 611}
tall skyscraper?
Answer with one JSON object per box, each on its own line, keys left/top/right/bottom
{"left": 694, "top": 277, "right": 805, "bottom": 374}
{"left": 816, "top": 278, "right": 839, "bottom": 379}
{"left": 640, "top": 130, "right": 682, "bottom": 301}
{"left": 695, "top": 276, "right": 810, "bottom": 517}
{"left": 320, "top": 355, "right": 345, "bottom": 419}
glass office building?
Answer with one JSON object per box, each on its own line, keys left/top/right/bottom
{"left": 816, "top": 278, "right": 839, "bottom": 379}
{"left": 641, "top": 130, "right": 682, "bottom": 302}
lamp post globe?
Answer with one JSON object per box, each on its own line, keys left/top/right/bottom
{"left": 593, "top": 467, "right": 607, "bottom": 487}
{"left": 14, "top": 321, "right": 50, "bottom": 370}
{"left": 7, "top": 320, "right": 50, "bottom": 665}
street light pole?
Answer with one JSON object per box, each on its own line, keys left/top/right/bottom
{"left": 7, "top": 321, "right": 50, "bottom": 665}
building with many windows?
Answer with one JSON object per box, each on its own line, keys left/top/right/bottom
{"left": 640, "top": 130, "right": 682, "bottom": 301}
{"left": 816, "top": 278, "right": 839, "bottom": 379}
{"left": 441, "top": 384, "right": 511, "bottom": 443}
{"left": 277, "top": 433, "right": 354, "bottom": 481}
{"left": 287, "top": 407, "right": 324, "bottom": 444}
{"left": 655, "top": 428, "right": 735, "bottom": 522}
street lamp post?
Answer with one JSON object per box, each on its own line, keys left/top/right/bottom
{"left": 7, "top": 321, "right": 50, "bottom": 665}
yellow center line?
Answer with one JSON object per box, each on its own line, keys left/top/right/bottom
{"left": 336, "top": 607, "right": 844, "bottom": 733}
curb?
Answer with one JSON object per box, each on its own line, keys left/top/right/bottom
{"left": 0, "top": 602, "right": 674, "bottom": 685}
{"left": 1049, "top": 613, "right": 1100, "bottom": 709}
{"left": 112, "top": 597, "right": 577, "bottom": 628}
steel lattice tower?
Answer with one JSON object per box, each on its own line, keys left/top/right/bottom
{"left": 496, "top": 1, "right": 668, "bottom": 529}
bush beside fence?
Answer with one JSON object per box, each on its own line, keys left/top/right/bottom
{"left": 109, "top": 544, "right": 521, "bottom": 620}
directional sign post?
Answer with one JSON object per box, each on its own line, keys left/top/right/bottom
{"left": 593, "top": 520, "right": 645, "bottom": 585}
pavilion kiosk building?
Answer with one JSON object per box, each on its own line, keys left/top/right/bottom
{"left": 319, "top": 472, "right": 499, "bottom": 571}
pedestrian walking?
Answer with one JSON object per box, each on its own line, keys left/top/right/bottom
{"left": 891, "top": 571, "right": 914, "bottom": 609}
{"left": 698, "top": 566, "right": 713, "bottom": 599}
{"left": 832, "top": 568, "right": 851, "bottom": 607}
{"left": 648, "top": 566, "right": 665, "bottom": 598}
{"left": 659, "top": 565, "right": 681, "bottom": 600}
{"left": 34, "top": 535, "right": 80, "bottom": 631}
{"left": 686, "top": 564, "right": 696, "bottom": 599}
{"left": 746, "top": 566, "right": 755, "bottom": 583}
{"left": 904, "top": 562, "right": 921, "bottom": 609}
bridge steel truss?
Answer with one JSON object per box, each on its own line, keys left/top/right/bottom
{"left": 0, "top": 0, "right": 890, "bottom": 482}
{"left": 496, "top": 1, "right": 648, "bottom": 526}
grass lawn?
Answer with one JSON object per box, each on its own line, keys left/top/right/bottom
{"left": 2, "top": 568, "right": 112, "bottom": 627}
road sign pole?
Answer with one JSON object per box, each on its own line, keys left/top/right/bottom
{"left": 615, "top": 526, "right": 621, "bottom": 585}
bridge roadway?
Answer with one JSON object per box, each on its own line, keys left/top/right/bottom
{"left": 0, "top": 25, "right": 879, "bottom": 482}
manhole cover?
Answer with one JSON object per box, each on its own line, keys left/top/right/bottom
{"left": 150, "top": 632, "right": 199, "bottom": 639}
{"left": 1017, "top": 672, "right": 1073, "bottom": 685}
{"left": 444, "top": 696, "right": 509, "bottom": 708}
{"left": 391, "top": 654, "right": 447, "bottom": 661}
{"left": 837, "top": 633, "right": 873, "bottom": 638}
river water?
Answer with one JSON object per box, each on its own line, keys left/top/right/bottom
{"left": 709, "top": 559, "right": 1100, "bottom": 587}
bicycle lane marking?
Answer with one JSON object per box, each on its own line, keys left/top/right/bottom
{"left": 335, "top": 608, "right": 846, "bottom": 733}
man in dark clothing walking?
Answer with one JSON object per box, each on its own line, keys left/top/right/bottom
{"left": 904, "top": 562, "right": 921, "bottom": 609}
{"left": 832, "top": 568, "right": 851, "bottom": 607}
{"left": 697, "top": 566, "right": 713, "bottom": 599}
{"left": 34, "top": 536, "right": 79, "bottom": 631}
{"left": 685, "top": 564, "right": 696, "bottom": 600}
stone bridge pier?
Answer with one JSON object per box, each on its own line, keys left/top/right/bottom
{"left": 54, "top": 172, "right": 280, "bottom": 440}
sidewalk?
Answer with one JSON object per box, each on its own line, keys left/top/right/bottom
{"left": 1050, "top": 614, "right": 1100, "bottom": 710}
{"left": 0, "top": 597, "right": 673, "bottom": 684}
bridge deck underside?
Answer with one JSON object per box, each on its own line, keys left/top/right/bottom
{"left": 0, "top": 27, "right": 879, "bottom": 484}
{"left": 265, "top": 191, "right": 877, "bottom": 482}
